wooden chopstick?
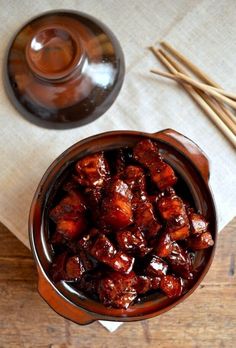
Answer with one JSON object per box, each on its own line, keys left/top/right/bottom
{"left": 158, "top": 47, "right": 236, "bottom": 137}
{"left": 158, "top": 49, "right": 236, "bottom": 129}
{"left": 150, "top": 68, "right": 236, "bottom": 135}
{"left": 158, "top": 48, "right": 236, "bottom": 147}
{"left": 198, "top": 92, "right": 236, "bottom": 136}
{"left": 150, "top": 69, "right": 236, "bottom": 101}
{"left": 161, "top": 41, "right": 221, "bottom": 87}
{"left": 158, "top": 49, "right": 236, "bottom": 138}
{"left": 160, "top": 41, "right": 236, "bottom": 123}
{"left": 150, "top": 47, "right": 236, "bottom": 148}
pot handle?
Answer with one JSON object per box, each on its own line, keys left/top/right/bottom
{"left": 153, "top": 129, "right": 210, "bottom": 183}
{"left": 37, "top": 267, "right": 95, "bottom": 325}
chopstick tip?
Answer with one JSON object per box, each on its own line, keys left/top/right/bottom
{"left": 149, "top": 46, "right": 157, "bottom": 52}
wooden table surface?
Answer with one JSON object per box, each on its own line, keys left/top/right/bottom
{"left": 0, "top": 219, "right": 235, "bottom": 348}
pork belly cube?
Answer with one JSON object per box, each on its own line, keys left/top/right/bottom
{"left": 169, "top": 225, "right": 190, "bottom": 241}
{"left": 108, "top": 178, "right": 133, "bottom": 200}
{"left": 150, "top": 276, "right": 161, "bottom": 289}
{"left": 160, "top": 275, "right": 183, "bottom": 298}
{"left": 116, "top": 228, "right": 151, "bottom": 257}
{"left": 90, "top": 234, "right": 116, "bottom": 260}
{"left": 146, "top": 255, "right": 168, "bottom": 277}
{"left": 158, "top": 195, "right": 186, "bottom": 221}
{"left": 134, "top": 201, "right": 162, "bottom": 239}
{"left": 134, "top": 276, "right": 151, "bottom": 294}
{"left": 187, "top": 231, "right": 214, "bottom": 250}
{"left": 134, "top": 275, "right": 161, "bottom": 293}
{"left": 133, "top": 139, "right": 177, "bottom": 190}
{"left": 167, "top": 215, "right": 190, "bottom": 241}
{"left": 56, "top": 217, "right": 86, "bottom": 240}
{"left": 90, "top": 234, "right": 134, "bottom": 274}
{"left": 51, "top": 252, "right": 67, "bottom": 282}
{"left": 149, "top": 161, "right": 177, "bottom": 191}
{"left": 188, "top": 213, "right": 209, "bottom": 235}
{"left": 65, "top": 256, "right": 85, "bottom": 281}
{"left": 158, "top": 194, "right": 190, "bottom": 240}
{"left": 101, "top": 179, "right": 133, "bottom": 230}
{"left": 98, "top": 271, "right": 137, "bottom": 309}
{"left": 102, "top": 198, "right": 133, "bottom": 230}
{"left": 154, "top": 231, "right": 173, "bottom": 258}
{"left": 78, "top": 228, "right": 99, "bottom": 250}
{"left": 123, "top": 165, "right": 146, "bottom": 194}
{"left": 122, "top": 165, "right": 147, "bottom": 208}
{"left": 166, "top": 243, "right": 193, "bottom": 279}
{"left": 112, "top": 252, "right": 135, "bottom": 274}
{"left": 50, "top": 191, "right": 87, "bottom": 222}
{"left": 133, "top": 139, "right": 161, "bottom": 167}
{"left": 75, "top": 152, "right": 110, "bottom": 187}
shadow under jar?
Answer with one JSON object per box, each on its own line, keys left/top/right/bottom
{"left": 29, "top": 129, "right": 217, "bottom": 324}
{"left": 4, "top": 10, "right": 125, "bottom": 129}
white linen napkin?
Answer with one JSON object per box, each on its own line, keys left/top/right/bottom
{"left": 0, "top": 0, "right": 235, "bottom": 332}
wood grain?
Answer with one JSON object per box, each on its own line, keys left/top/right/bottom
{"left": 0, "top": 219, "right": 235, "bottom": 348}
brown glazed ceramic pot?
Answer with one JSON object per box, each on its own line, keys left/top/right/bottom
{"left": 29, "top": 129, "right": 217, "bottom": 324}
{"left": 4, "top": 10, "right": 125, "bottom": 129}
